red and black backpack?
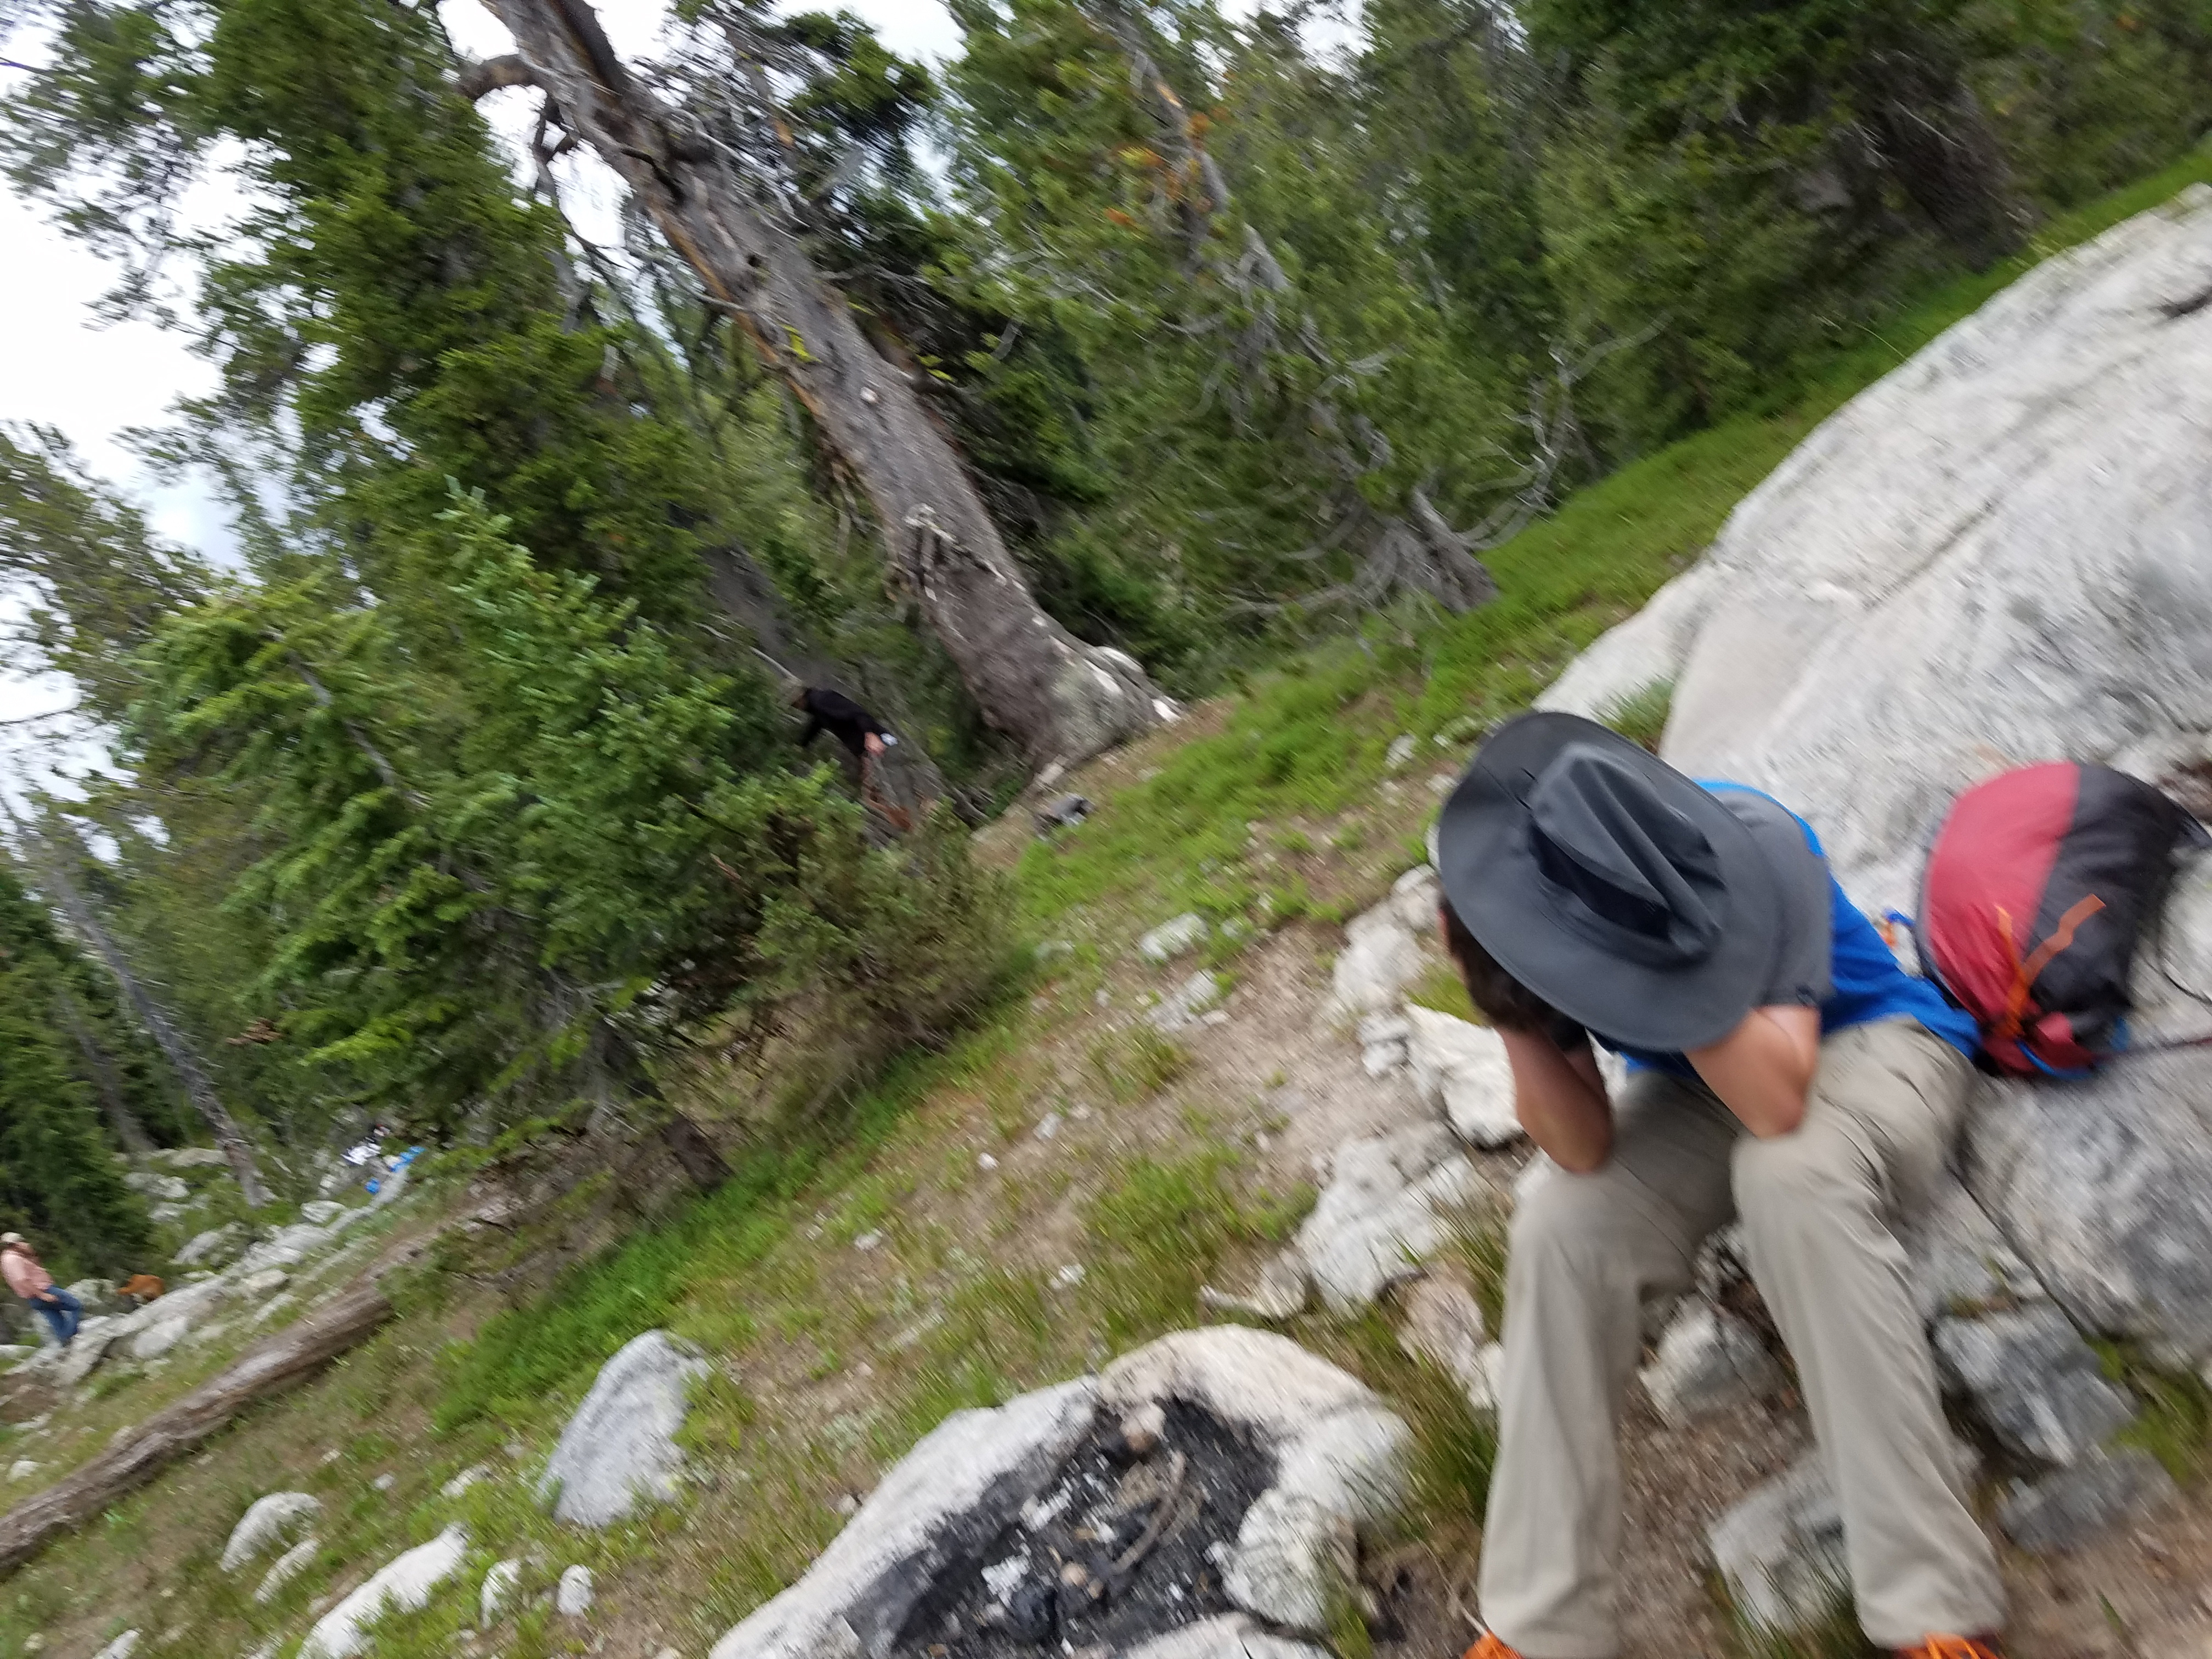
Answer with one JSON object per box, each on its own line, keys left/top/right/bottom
{"left": 1917, "top": 762, "right": 2208, "bottom": 1075}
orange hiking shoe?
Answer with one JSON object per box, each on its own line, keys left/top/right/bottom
{"left": 1463, "top": 1638, "right": 1522, "bottom": 1659}
{"left": 1896, "top": 1638, "right": 2005, "bottom": 1658}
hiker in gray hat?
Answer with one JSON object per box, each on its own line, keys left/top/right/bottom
{"left": 1436, "top": 714, "right": 2003, "bottom": 1659}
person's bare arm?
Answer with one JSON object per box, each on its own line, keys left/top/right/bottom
{"left": 1499, "top": 1028, "right": 1614, "bottom": 1172}
{"left": 1686, "top": 1003, "right": 1820, "bottom": 1137}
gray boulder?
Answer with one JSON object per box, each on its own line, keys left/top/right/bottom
{"left": 1396, "top": 1276, "right": 1490, "bottom": 1404}
{"left": 150, "top": 1147, "right": 231, "bottom": 1169}
{"left": 1639, "top": 1302, "right": 1785, "bottom": 1428}
{"left": 557, "top": 1564, "right": 595, "bottom": 1616}
{"left": 1707, "top": 1454, "right": 1850, "bottom": 1635}
{"left": 1932, "top": 1308, "right": 2137, "bottom": 1467}
{"left": 1963, "top": 1051, "right": 2212, "bottom": 1371}
{"left": 174, "top": 1224, "right": 246, "bottom": 1268}
{"left": 540, "top": 1330, "right": 709, "bottom": 1527}
{"left": 300, "top": 1201, "right": 346, "bottom": 1226}
{"left": 1996, "top": 1446, "right": 2177, "bottom": 1554}
{"left": 123, "top": 1171, "right": 189, "bottom": 1203}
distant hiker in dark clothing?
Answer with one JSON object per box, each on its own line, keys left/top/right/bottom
{"left": 789, "top": 686, "right": 912, "bottom": 832}
{"left": 792, "top": 686, "right": 898, "bottom": 762}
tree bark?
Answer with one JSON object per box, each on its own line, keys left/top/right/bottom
{"left": 8, "top": 817, "right": 271, "bottom": 1207}
{"left": 478, "top": 0, "right": 1174, "bottom": 771}
{"left": 0, "top": 1271, "right": 399, "bottom": 1575}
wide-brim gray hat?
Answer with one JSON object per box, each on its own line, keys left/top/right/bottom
{"left": 1435, "top": 712, "right": 1782, "bottom": 1051}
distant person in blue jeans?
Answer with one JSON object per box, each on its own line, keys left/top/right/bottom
{"left": 2, "top": 1233, "right": 81, "bottom": 1347}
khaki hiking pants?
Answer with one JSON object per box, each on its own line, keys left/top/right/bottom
{"left": 1477, "top": 1018, "right": 2005, "bottom": 1656}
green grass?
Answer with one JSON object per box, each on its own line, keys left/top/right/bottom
{"left": 1600, "top": 679, "right": 1675, "bottom": 753}
{"left": 1403, "top": 960, "right": 1480, "bottom": 1025}
{"left": 2095, "top": 1337, "right": 2212, "bottom": 1482}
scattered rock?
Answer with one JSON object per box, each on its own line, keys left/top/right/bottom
{"left": 1389, "top": 864, "right": 1441, "bottom": 933}
{"left": 222, "top": 1492, "right": 322, "bottom": 1572}
{"left": 128, "top": 1318, "right": 191, "bottom": 1362}
{"left": 480, "top": 1559, "right": 523, "bottom": 1628}
{"left": 1706, "top": 1452, "right": 1850, "bottom": 1637}
{"left": 371, "top": 1473, "right": 396, "bottom": 1493}
{"left": 173, "top": 1224, "right": 246, "bottom": 1268}
{"left": 123, "top": 1172, "right": 189, "bottom": 1202}
{"left": 1146, "top": 970, "right": 1224, "bottom": 1033}
{"left": 1356, "top": 1011, "right": 1411, "bottom": 1077}
{"left": 540, "top": 1330, "right": 710, "bottom": 1527}
{"left": 1402, "top": 1006, "right": 1521, "bottom": 1148}
{"left": 254, "top": 1534, "right": 320, "bottom": 1604}
{"left": 301, "top": 1201, "right": 346, "bottom": 1226}
{"left": 1051, "top": 1263, "right": 1086, "bottom": 1289}
{"left": 442, "top": 1464, "right": 492, "bottom": 1498}
{"left": 1639, "top": 1302, "right": 1786, "bottom": 1428}
{"left": 1329, "top": 905, "right": 1426, "bottom": 1017}
{"left": 1198, "top": 1250, "right": 1310, "bottom": 1321}
{"left": 91, "top": 1633, "right": 140, "bottom": 1659}
{"left": 557, "top": 1564, "right": 595, "bottom": 1616}
{"left": 1295, "top": 1125, "right": 1488, "bottom": 1313}
{"left": 1997, "top": 1446, "right": 2179, "bottom": 1553}
{"left": 1396, "top": 1276, "right": 1489, "bottom": 1401}
{"left": 1034, "top": 1112, "right": 1063, "bottom": 1142}
{"left": 252, "top": 1295, "right": 297, "bottom": 1325}
{"left": 708, "top": 1379, "right": 1099, "bottom": 1659}
{"left": 1933, "top": 1307, "right": 2137, "bottom": 1466}
{"left": 1139, "top": 912, "right": 1209, "bottom": 964}
{"left": 298, "top": 1525, "right": 469, "bottom": 1659}
{"left": 236, "top": 1268, "right": 290, "bottom": 1299}
{"left": 8, "top": 1459, "right": 38, "bottom": 1481}
{"left": 1034, "top": 793, "right": 1093, "bottom": 836}
{"left": 1384, "top": 734, "right": 1418, "bottom": 771}
{"left": 852, "top": 1231, "right": 884, "bottom": 1253}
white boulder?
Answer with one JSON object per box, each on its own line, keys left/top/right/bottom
{"left": 254, "top": 1534, "right": 320, "bottom": 1604}
{"left": 1138, "top": 912, "right": 1207, "bottom": 964}
{"left": 221, "top": 1491, "right": 322, "bottom": 1572}
{"left": 1638, "top": 1302, "right": 1785, "bottom": 1428}
{"left": 299, "top": 1525, "right": 469, "bottom": 1659}
{"left": 1402, "top": 1006, "right": 1521, "bottom": 1147}
{"left": 173, "top": 1224, "right": 245, "bottom": 1267}
{"left": 540, "top": 1330, "right": 709, "bottom": 1527}
{"left": 557, "top": 1564, "right": 595, "bottom": 1616}
{"left": 479, "top": 1558, "right": 523, "bottom": 1627}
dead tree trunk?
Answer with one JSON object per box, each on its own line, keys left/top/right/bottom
{"left": 51, "top": 985, "right": 154, "bottom": 1155}
{"left": 7, "top": 815, "right": 270, "bottom": 1207}
{"left": 0, "top": 1268, "right": 405, "bottom": 1575}
{"left": 475, "top": 0, "right": 1173, "bottom": 772}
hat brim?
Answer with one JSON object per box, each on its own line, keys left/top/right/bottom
{"left": 1436, "top": 712, "right": 1782, "bottom": 1052}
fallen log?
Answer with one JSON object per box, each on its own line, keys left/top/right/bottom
{"left": 0, "top": 1246, "right": 421, "bottom": 1576}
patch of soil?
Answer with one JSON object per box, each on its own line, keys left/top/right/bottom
{"left": 895, "top": 1401, "right": 1276, "bottom": 1659}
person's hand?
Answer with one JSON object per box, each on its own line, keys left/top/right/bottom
{"left": 863, "top": 732, "right": 887, "bottom": 758}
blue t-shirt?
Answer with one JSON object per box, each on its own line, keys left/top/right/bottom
{"left": 1597, "top": 783, "right": 1980, "bottom": 1076}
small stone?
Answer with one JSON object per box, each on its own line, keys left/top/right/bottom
{"left": 834, "top": 1493, "right": 860, "bottom": 1518}
{"left": 1138, "top": 913, "right": 1208, "bottom": 965}
{"left": 1385, "top": 735, "right": 1418, "bottom": 771}
{"left": 221, "top": 1491, "right": 321, "bottom": 1572}
{"left": 1052, "top": 1263, "right": 1086, "bottom": 1289}
{"left": 372, "top": 1473, "right": 396, "bottom": 1492}
{"left": 556, "top": 1565, "right": 594, "bottom": 1616}
{"left": 8, "top": 1459, "right": 38, "bottom": 1481}
{"left": 1639, "top": 1302, "right": 1785, "bottom": 1428}
{"left": 442, "top": 1464, "right": 492, "bottom": 1498}
{"left": 1034, "top": 794, "right": 1092, "bottom": 836}
{"left": 255, "top": 1534, "right": 320, "bottom": 1604}
{"left": 1120, "top": 1401, "right": 1166, "bottom": 1458}
{"left": 1198, "top": 1250, "right": 1310, "bottom": 1321}
{"left": 853, "top": 1231, "right": 883, "bottom": 1252}
{"left": 978, "top": 1154, "right": 999, "bottom": 1172}
{"left": 1389, "top": 864, "right": 1441, "bottom": 932}
{"left": 90, "top": 1632, "right": 140, "bottom": 1659}
{"left": 1147, "top": 970, "right": 1224, "bottom": 1033}
{"left": 1034, "top": 1113, "right": 1063, "bottom": 1142}
{"left": 480, "top": 1559, "right": 523, "bottom": 1628}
